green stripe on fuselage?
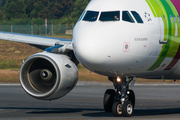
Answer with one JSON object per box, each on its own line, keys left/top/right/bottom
{"left": 165, "top": 0, "right": 179, "bottom": 57}
{"left": 146, "top": 0, "right": 158, "bottom": 17}
{"left": 146, "top": 0, "right": 179, "bottom": 71}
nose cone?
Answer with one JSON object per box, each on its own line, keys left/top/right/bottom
{"left": 73, "top": 33, "right": 108, "bottom": 71}
{"left": 74, "top": 40, "right": 101, "bottom": 70}
{"left": 73, "top": 23, "right": 113, "bottom": 71}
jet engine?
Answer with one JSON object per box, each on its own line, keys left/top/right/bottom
{"left": 20, "top": 52, "right": 78, "bottom": 100}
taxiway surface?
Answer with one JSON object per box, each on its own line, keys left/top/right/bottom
{"left": 0, "top": 82, "right": 180, "bottom": 120}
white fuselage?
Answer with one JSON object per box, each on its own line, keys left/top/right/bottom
{"left": 73, "top": 0, "right": 179, "bottom": 79}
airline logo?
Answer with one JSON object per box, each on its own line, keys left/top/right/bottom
{"left": 144, "top": 12, "right": 152, "bottom": 21}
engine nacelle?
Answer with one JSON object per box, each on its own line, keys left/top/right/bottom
{"left": 20, "top": 52, "right": 78, "bottom": 100}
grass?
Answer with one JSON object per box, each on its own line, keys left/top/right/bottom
{"left": 8, "top": 47, "right": 15, "bottom": 50}
{"left": 0, "top": 70, "right": 19, "bottom": 83}
{"left": 0, "top": 59, "right": 20, "bottom": 69}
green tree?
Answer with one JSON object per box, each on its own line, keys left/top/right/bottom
{"left": 0, "top": 10, "right": 4, "bottom": 20}
{"left": 47, "top": 0, "right": 76, "bottom": 19}
{"left": 24, "top": 0, "right": 36, "bottom": 18}
{"left": 71, "top": 0, "right": 89, "bottom": 23}
{"left": 2, "top": 0, "right": 90, "bottom": 23}
{"left": 29, "top": 0, "right": 75, "bottom": 19}
{"left": 0, "top": 0, "right": 7, "bottom": 10}
{"left": 3, "top": 0, "right": 27, "bottom": 19}
{"left": 30, "top": 0, "right": 45, "bottom": 18}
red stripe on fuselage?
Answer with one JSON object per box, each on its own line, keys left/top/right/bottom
{"left": 171, "top": 0, "right": 180, "bottom": 15}
{"left": 164, "top": 44, "right": 180, "bottom": 70}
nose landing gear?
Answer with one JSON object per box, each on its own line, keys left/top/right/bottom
{"left": 103, "top": 77, "right": 135, "bottom": 117}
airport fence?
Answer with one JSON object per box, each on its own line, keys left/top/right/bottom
{"left": 0, "top": 24, "right": 74, "bottom": 36}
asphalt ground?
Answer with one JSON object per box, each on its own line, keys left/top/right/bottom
{"left": 0, "top": 82, "right": 180, "bottom": 120}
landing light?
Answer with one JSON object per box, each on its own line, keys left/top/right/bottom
{"left": 127, "top": 91, "right": 130, "bottom": 94}
{"left": 121, "top": 98, "right": 125, "bottom": 102}
{"left": 117, "top": 77, "right": 121, "bottom": 82}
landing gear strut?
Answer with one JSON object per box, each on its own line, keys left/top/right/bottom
{"left": 103, "top": 77, "right": 135, "bottom": 117}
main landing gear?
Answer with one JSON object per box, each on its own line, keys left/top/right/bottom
{"left": 103, "top": 77, "right": 135, "bottom": 117}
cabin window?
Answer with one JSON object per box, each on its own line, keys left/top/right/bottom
{"left": 178, "top": 15, "right": 180, "bottom": 23}
{"left": 78, "top": 10, "right": 86, "bottom": 21}
{"left": 163, "top": 15, "right": 165, "bottom": 19}
{"left": 83, "top": 11, "right": 99, "bottom": 22}
{"left": 131, "top": 11, "right": 143, "bottom": 23}
{"left": 174, "top": 15, "right": 177, "bottom": 23}
{"left": 99, "top": 11, "right": 120, "bottom": 21}
{"left": 170, "top": 15, "right": 173, "bottom": 23}
{"left": 122, "top": 11, "right": 135, "bottom": 23}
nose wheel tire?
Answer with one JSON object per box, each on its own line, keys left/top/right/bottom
{"left": 122, "top": 101, "right": 133, "bottom": 117}
{"left": 112, "top": 101, "right": 133, "bottom": 117}
{"left": 103, "top": 89, "right": 115, "bottom": 112}
{"left": 112, "top": 101, "right": 122, "bottom": 117}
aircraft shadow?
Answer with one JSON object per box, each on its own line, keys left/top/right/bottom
{"left": 0, "top": 107, "right": 103, "bottom": 114}
{"left": 0, "top": 107, "right": 180, "bottom": 117}
{"left": 133, "top": 108, "right": 180, "bottom": 116}
{"left": 83, "top": 108, "right": 180, "bottom": 117}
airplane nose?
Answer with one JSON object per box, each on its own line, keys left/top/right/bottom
{"left": 74, "top": 35, "right": 110, "bottom": 71}
{"left": 72, "top": 21, "right": 150, "bottom": 76}
{"left": 73, "top": 25, "right": 112, "bottom": 71}
{"left": 72, "top": 22, "right": 127, "bottom": 73}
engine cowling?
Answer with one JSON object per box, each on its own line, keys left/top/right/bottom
{"left": 20, "top": 52, "right": 78, "bottom": 100}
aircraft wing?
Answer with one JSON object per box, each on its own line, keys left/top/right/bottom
{"left": 0, "top": 31, "right": 72, "bottom": 50}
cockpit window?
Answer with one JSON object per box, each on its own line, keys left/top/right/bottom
{"left": 83, "top": 11, "right": 99, "bottom": 22}
{"left": 99, "top": 11, "right": 120, "bottom": 21}
{"left": 122, "top": 11, "right": 135, "bottom": 23}
{"left": 131, "top": 11, "right": 143, "bottom": 23}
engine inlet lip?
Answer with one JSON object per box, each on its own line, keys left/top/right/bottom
{"left": 19, "top": 53, "right": 60, "bottom": 99}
